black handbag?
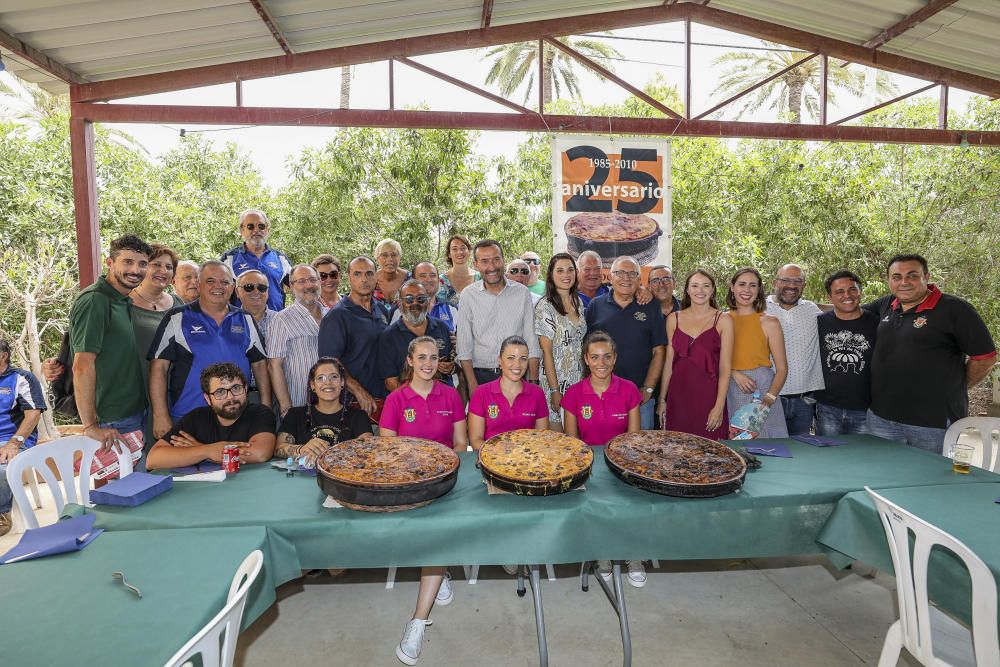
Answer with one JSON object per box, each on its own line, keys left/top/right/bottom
{"left": 47, "top": 330, "right": 78, "bottom": 418}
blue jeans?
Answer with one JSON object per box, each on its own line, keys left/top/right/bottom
{"left": 866, "top": 410, "right": 948, "bottom": 454}
{"left": 815, "top": 403, "right": 870, "bottom": 436}
{"left": 781, "top": 395, "right": 815, "bottom": 436}
{"left": 0, "top": 462, "right": 11, "bottom": 514}
{"left": 100, "top": 410, "right": 148, "bottom": 472}
{"left": 639, "top": 398, "right": 656, "bottom": 430}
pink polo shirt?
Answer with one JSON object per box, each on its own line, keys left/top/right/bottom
{"left": 561, "top": 375, "right": 641, "bottom": 446}
{"left": 469, "top": 380, "right": 548, "bottom": 441}
{"left": 379, "top": 381, "right": 466, "bottom": 448}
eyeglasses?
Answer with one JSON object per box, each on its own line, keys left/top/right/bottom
{"left": 611, "top": 270, "right": 640, "bottom": 279}
{"left": 209, "top": 384, "right": 246, "bottom": 399}
{"left": 291, "top": 277, "right": 319, "bottom": 285}
{"left": 776, "top": 277, "right": 805, "bottom": 286}
{"left": 649, "top": 277, "right": 674, "bottom": 286}
{"left": 318, "top": 270, "right": 339, "bottom": 280}
{"left": 314, "top": 373, "right": 341, "bottom": 383}
{"left": 401, "top": 294, "right": 429, "bottom": 305}
{"left": 508, "top": 268, "right": 530, "bottom": 275}
{"left": 241, "top": 284, "right": 268, "bottom": 293}
{"left": 523, "top": 258, "right": 541, "bottom": 265}
{"left": 243, "top": 223, "right": 267, "bottom": 231}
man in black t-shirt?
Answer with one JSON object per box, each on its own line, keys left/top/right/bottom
{"left": 146, "top": 363, "right": 276, "bottom": 470}
{"left": 814, "top": 270, "right": 879, "bottom": 436}
{"left": 863, "top": 254, "right": 997, "bottom": 453}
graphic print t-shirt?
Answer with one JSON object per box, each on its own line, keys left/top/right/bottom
{"left": 813, "top": 310, "right": 878, "bottom": 411}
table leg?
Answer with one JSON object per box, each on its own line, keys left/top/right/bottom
{"left": 528, "top": 564, "right": 549, "bottom": 667}
{"left": 582, "top": 561, "right": 632, "bottom": 667}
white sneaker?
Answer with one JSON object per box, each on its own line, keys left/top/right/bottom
{"left": 396, "top": 619, "right": 432, "bottom": 665}
{"left": 597, "top": 560, "right": 612, "bottom": 582}
{"left": 435, "top": 571, "right": 453, "bottom": 606}
{"left": 502, "top": 564, "right": 519, "bottom": 576}
{"left": 626, "top": 560, "right": 647, "bottom": 588}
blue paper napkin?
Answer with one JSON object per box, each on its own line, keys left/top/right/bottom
{"left": 792, "top": 434, "right": 848, "bottom": 447}
{"left": 995, "top": 497, "right": 999, "bottom": 505}
{"left": 0, "top": 515, "right": 103, "bottom": 565}
{"left": 90, "top": 472, "right": 173, "bottom": 507}
{"left": 745, "top": 444, "right": 792, "bottom": 458}
{"left": 172, "top": 462, "right": 223, "bottom": 476}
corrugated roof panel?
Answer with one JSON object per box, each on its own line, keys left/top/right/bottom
{"left": 0, "top": 0, "right": 246, "bottom": 34}
{"left": 492, "top": 0, "right": 660, "bottom": 29}
{"left": 71, "top": 37, "right": 284, "bottom": 79}
{"left": 283, "top": 10, "right": 483, "bottom": 51}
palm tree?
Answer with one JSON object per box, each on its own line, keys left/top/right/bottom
{"left": 0, "top": 72, "right": 68, "bottom": 128}
{"left": 483, "top": 36, "right": 623, "bottom": 109}
{"left": 712, "top": 43, "right": 899, "bottom": 123}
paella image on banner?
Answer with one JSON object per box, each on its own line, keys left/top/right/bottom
{"left": 551, "top": 136, "right": 672, "bottom": 271}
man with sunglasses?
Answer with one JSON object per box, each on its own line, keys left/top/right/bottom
{"left": 146, "top": 363, "right": 275, "bottom": 470}
{"left": 521, "top": 251, "right": 546, "bottom": 297}
{"left": 377, "top": 281, "right": 455, "bottom": 392}
{"left": 311, "top": 254, "right": 342, "bottom": 314}
{"left": 236, "top": 270, "right": 275, "bottom": 338}
{"left": 148, "top": 261, "right": 270, "bottom": 439}
{"left": 506, "top": 259, "right": 541, "bottom": 304}
{"left": 221, "top": 209, "right": 292, "bottom": 311}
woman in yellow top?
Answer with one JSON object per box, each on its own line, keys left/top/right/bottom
{"left": 725, "top": 268, "right": 789, "bottom": 438}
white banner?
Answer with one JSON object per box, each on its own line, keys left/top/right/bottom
{"left": 551, "top": 136, "right": 672, "bottom": 275}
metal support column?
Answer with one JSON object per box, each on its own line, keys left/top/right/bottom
{"left": 69, "top": 115, "right": 100, "bottom": 287}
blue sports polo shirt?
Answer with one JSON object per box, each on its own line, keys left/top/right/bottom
{"left": 579, "top": 285, "right": 610, "bottom": 308}
{"left": 221, "top": 244, "right": 292, "bottom": 311}
{"left": 148, "top": 301, "right": 267, "bottom": 419}
{"left": 585, "top": 291, "right": 667, "bottom": 389}
{"left": 0, "top": 366, "right": 46, "bottom": 447}
{"left": 318, "top": 297, "right": 390, "bottom": 399}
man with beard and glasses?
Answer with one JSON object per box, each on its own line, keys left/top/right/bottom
{"left": 146, "top": 363, "right": 275, "bottom": 470}
{"left": 221, "top": 209, "right": 292, "bottom": 311}
{"left": 457, "top": 240, "right": 541, "bottom": 392}
{"left": 148, "top": 260, "right": 270, "bottom": 439}
{"left": 172, "top": 260, "right": 201, "bottom": 304}
{"left": 70, "top": 234, "right": 152, "bottom": 452}
{"left": 378, "top": 280, "right": 455, "bottom": 392}
{"left": 409, "top": 261, "right": 458, "bottom": 331}
{"left": 318, "top": 256, "right": 389, "bottom": 415}
{"left": 765, "top": 264, "right": 825, "bottom": 435}
{"left": 268, "top": 264, "right": 324, "bottom": 414}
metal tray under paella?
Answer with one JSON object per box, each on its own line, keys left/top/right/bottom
{"left": 316, "top": 436, "right": 460, "bottom": 508}
{"left": 478, "top": 430, "right": 593, "bottom": 496}
{"left": 604, "top": 431, "right": 747, "bottom": 498}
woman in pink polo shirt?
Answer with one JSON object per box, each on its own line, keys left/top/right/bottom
{"left": 562, "top": 331, "right": 642, "bottom": 446}
{"left": 379, "top": 336, "right": 467, "bottom": 666}
{"left": 468, "top": 335, "right": 549, "bottom": 451}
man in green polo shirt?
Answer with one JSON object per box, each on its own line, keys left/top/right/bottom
{"left": 70, "top": 235, "right": 152, "bottom": 452}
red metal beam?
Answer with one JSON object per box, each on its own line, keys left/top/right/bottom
{"left": 71, "top": 102, "right": 1000, "bottom": 146}
{"left": 685, "top": 4, "right": 1000, "bottom": 98}
{"left": 247, "top": 0, "right": 294, "bottom": 56}
{"left": 693, "top": 53, "right": 817, "bottom": 120}
{"left": 0, "top": 27, "right": 86, "bottom": 84}
{"left": 481, "top": 0, "right": 494, "bottom": 30}
{"left": 395, "top": 56, "right": 532, "bottom": 114}
{"left": 543, "top": 36, "right": 683, "bottom": 119}
{"left": 864, "top": 0, "right": 960, "bottom": 50}
{"left": 70, "top": 4, "right": 687, "bottom": 102}
{"left": 831, "top": 82, "right": 937, "bottom": 125}
{"left": 69, "top": 117, "right": 100, "bottom": 287}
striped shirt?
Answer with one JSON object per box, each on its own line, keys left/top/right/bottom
{"left": 266, "top": 301, "right": 321, "bottom": 407}
{"left": 766, "top": 295, "right": 825, "bottom": 395}
{"left": 456, "top": 279, "right": 541, "bottom": 367}
{"left": 0, "top": 365, "right": 46, "bottom": 447}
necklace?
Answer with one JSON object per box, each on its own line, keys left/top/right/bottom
{"left": 131, "top": 288, "right": 163, "bottom": 310}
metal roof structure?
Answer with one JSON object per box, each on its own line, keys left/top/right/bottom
{"left": 2, "top": 0, "right": 999, "bottom": 97}
{"left": 2, "top": 0, "right": 999, "bottom": 285}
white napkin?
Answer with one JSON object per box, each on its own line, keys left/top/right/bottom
{"left": 173, "top": 470, "right": 227, "bottom": 482}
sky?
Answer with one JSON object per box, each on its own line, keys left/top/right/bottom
{"left": 92, "top": 22, "right": 981, "bottom": 189}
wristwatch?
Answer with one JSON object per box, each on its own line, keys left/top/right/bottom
{"left": 11, "top": 435, "right": 25, "bottom": 444}
{"left": 642, "top": 386, "right": 654, "bottom": 396}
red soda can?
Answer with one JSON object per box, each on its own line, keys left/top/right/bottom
{"left": 222, "top": 444, "right": 241, "bottom": 473}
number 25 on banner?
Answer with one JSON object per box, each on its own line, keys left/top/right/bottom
{"left": 560, "top": 146, "right": 666, "bottom": 215}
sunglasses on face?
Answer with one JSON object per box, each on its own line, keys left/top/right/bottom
{"left": 402, "top": 294, "right": 429, "bottom": 305}
{"left": 523, "top": 258, "right": 541, "bottom": 265}
{"left": 318, "top": 270, "right": 339, "bottom": 280}
{"left": 508, "top": 268, "right": 530, "bottom": 275}
{"left": 243, "top": 223, "right": 267, "bottom": 231}
{"left": 241, "top": 284, "right": 268, "bottom": 293}
{"left": 209, "top": 384, "right": 246, "bottom": 399}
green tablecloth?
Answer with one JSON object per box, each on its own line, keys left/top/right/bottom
{"left": 816, "top": 482, "right": 1000, "bottom": 627}
{"left": 68, "top": 436, "right": 996, "bottom": 569}
{"left": 0, "top": 526, "right": 300, "bottom": 667}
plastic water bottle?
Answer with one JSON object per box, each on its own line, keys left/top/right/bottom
{"left": 728, "top": 392, "right": 770, "bottom": 440}
{"left": 285, "top": 456, "right": 295, "bottom": 477}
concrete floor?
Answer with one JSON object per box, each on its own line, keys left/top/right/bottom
{"left": 4, "top": 428, "right": 990, "bottom": 667}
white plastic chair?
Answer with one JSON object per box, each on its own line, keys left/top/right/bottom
{"left": 5, "top": 435, "right": 133, "bottom": 530}
{"left": 943, "top": 417, "right": 1000, "bottom": 473}
{"left": 163, "top": 549, "right": 264, "bottom": 667}
{"left": 865, "top": 487, "right": 999, "bottom": 667}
